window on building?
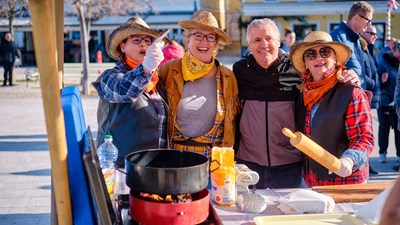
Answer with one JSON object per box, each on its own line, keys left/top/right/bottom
{"left": 374, "top": 23, "right": 385, "bottom": 50}
{"left": 293, "top": 23, "right": 317, "bottom": 41}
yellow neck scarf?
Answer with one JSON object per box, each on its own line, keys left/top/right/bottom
{"left": 182, "top": 50, "right": 215, "bottom": 81}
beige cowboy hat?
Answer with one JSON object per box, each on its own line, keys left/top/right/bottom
{"left": 179, "top": 10, "right": 232, "bottom": 46}
{"left": 289, "top": 31, "right": 352, "bottom": 74}
{"left": 106, "top": 17, "right": 161, "bottom": 60}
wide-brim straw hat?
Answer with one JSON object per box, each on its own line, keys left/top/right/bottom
{"left": 179, "top": 11, "right": 232, "bottom": 46}
{"left": 289, "top": 31, "right": 352, "bottom": 74}
{"left": 106, "top": 17, "right": 161, "bottom": 60}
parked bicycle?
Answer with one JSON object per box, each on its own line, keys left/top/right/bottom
{"left": 25, "top": 67, "right": 40, "bottom": 86}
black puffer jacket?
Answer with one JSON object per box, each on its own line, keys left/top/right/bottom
{"left": 233, "top": 51, "right": 303, "bottom": 167}
{"left": 379, "top": 52, "right": 399, "bottom": 106}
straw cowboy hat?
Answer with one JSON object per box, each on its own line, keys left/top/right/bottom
{"left": 106, "top": 17, "right": 161, "bottom": 60}
{"left": 179, "top": 11, "right": 232, "bottom": 46}
{"left": 289, "top": 31, "right": 352, "bottom": 74}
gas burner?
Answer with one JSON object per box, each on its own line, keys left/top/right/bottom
{"left": 139, "top": 192, "right": 193, "bottom": 203}
{"left": 129, "top": 189, "right": 209, "bottom": 225}
{"left": 115, "top": 192, "right": 221, "bottom": 225}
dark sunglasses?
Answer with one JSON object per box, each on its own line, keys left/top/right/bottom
{"left": 365, "top": 31, "right": 377, "bottom": 37}
{"left": 189, "top": 32, "right": 217, "bottom": 42}
{"left": 131, "top": 35, "right": 154, "bottom": 45}
{"left": 303, "top": 46, "right": 334, "bottom": 61}
{"left": 358, "top": 14, "right": 372, "bottom": 24}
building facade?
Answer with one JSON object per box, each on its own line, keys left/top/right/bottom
{"left": 0, "top": 0, "right": 398, "bottom": 64}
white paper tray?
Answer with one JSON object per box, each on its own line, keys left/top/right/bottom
{"left": 254, "top": 213, "right": 372, "bottom": 225}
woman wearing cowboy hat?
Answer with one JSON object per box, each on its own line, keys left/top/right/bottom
{"left": 158, "top": 11, "right": 240, "bottom": 158}
{"left": 289, "top": 31, "right": 374, "bottom": 187}
{"left": 93, "top": 17, "right": 167, "bottom": 167}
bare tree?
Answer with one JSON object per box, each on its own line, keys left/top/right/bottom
{"left": 66, "top": 0, "right": 156, "bottom": 95}
{"left": 0, "top": 0, "right": 29, "bottom": 36}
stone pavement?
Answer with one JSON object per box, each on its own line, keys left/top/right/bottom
{"left": 0, "top": 57, "right": 399, "bottom": 225}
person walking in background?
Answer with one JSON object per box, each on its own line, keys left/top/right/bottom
{"left": 378, "top": 42, "right": 400, "bottom": 164}
{"left": 158, "top": 10, "right": 240, "bottom": 158}
{"left": 92, "top": 17, "right": 167, "bottom": 167}
{"left": 0, "top": 33, "right": 21, "bottom": 86}
{"left": 395, "top": 65, "right": 400, "bottom": 171}
{"left": 290, "top": 31, "right": 374, "bottom": 186}
{"left": 330, "top": 1, "right": 374, "bottom": 86}
{"left": 361, "top": 25, "right": 380, "bottom": 174}
{"left": 280, "top": 27, "right": 296, "bottom": 53}
{"left": 379, "top": 37, "right": 397, "bottom": 63}
{"left": 160, "top": 39, "right": 185, "bottom": 65}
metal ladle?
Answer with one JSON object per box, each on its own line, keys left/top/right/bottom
{"left": 236, "top": 186, "right": 267, "bottom": 214}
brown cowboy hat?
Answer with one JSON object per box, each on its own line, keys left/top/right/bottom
{"left": 106, "top": 17, "right": 161, "bottom": 60}
{"left": 179, "top": 11, "right": 232, "bottom": 46}
{"left": 289, "top": 31, "right": 352, "bottom": 74}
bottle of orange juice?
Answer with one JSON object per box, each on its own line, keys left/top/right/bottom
{"left": 210, "top": 147, "right": 235, "bottom": 206}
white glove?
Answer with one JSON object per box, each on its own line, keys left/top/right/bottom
{"left": 333, "top": 157, "right": 354, "bottom": 177}
{"left": 142, "top": 41, "right": 164, "bottom": 72}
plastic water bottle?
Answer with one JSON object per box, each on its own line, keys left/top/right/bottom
{"left": 97, "top": 135, "right": 118, "bottom": 195}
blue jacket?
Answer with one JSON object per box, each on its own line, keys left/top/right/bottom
{"left": 395, "top": 69, "right": 400, "bottom": 130}
{"left": 330, "top": 21, "right": 365, "bottom": 85}
{"left": 379, "top": 52, "right": 399, "bottom": 106}
{"left": 362, "top": 42, "right": 380, "bottom": 109}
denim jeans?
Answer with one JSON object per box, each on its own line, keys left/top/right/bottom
{"left": 378, "top": 106, "right": 400, "bottom": 156}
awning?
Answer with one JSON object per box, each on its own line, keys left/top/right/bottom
{"left": 242, "top": 1, "right": 393, "bottom": 17}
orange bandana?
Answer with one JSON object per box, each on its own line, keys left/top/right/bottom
{"left": 303, "top": 72, "right": 338, "bottom": 110}
{"left": 125, "top": 56, "right": 159, "bottom": 93}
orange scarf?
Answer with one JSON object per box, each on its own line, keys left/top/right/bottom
{"left": 125, "top": 56, "right": 159, "bottom": 93}
{"left": 303, "top": 73, "right": 338, "bottom": 110}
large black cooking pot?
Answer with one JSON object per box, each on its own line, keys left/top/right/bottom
{"left": 125, "top": 149, "right": 209, "bottom": 195}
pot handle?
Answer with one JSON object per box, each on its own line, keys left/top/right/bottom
{"left": 210, "top": 160, "right": 221, "bottom": 173}
{"left": 115, "top": 163, "right": 127, "bottom": 175}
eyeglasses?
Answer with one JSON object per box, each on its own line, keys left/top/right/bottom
{"left": 303, "top": 46, "right": 334, "bottom": 61}
{"left": 130, "top": 35, "right": 154, "bottom": 45}
{"left": 365, "top": 31, "right": 377, "bottom": 37}
{"left": 189, "top": 32, "right": 217, "bottom": 42}
{"left": 358, "top": 14, "right": 372, "bottom": 24}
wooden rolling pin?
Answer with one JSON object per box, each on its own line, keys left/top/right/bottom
{"left": 282, "top": 128, "right": 341, "bottom": 173}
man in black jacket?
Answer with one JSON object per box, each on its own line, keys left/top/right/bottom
{"left": 0, "top": 33, "right": 20, "bottom": 86}
{"left": 361, "top": 25, "right": 380, "bottom": 108}
{"left": 361, "top": 25, "right": 380, "bottom": 174}
{"left": 233, "top": 18, "right": 304, "bottom": 189}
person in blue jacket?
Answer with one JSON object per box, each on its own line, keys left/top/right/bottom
{"left": 379, "top": 43, "right": 400, "bottom": 164}
{"left": 330, "top": 1, "right": 374, "bottom": 87}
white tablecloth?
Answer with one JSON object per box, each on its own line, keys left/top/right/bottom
{"left": 212, "top": 188, "right": 367, "bottom": 225}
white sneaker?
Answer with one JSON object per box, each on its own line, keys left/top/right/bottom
{"left": 379, "top": 154, "right": 387, "bottom": 163}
